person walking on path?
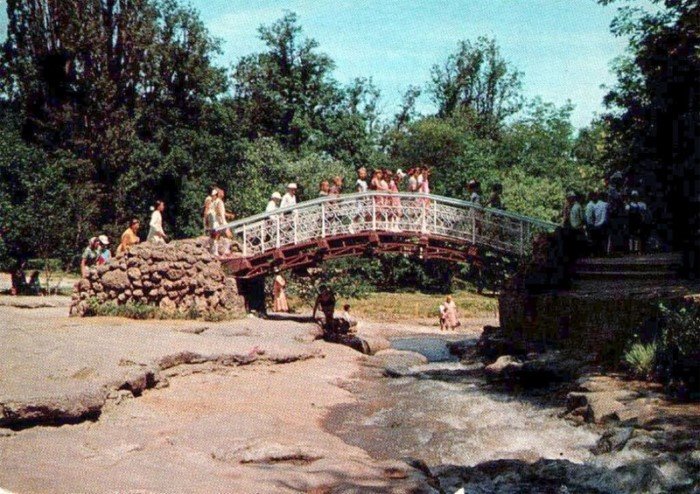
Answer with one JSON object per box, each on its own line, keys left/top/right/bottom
{"left": 280, "top": 183, "right": 297, "bottom": 209}
{"left": 147, "top": 201, "right": 167, "bottom": 244}
{"left": 212, "top": 189, "right": 235, "bottom": 256}
{"left": 81, "top": 237, "right": 102, "bottom": 277}
{"left": 117, "top": 219, "right": 140, "bottom": 255}
{"left": 443, "top": 295, "right": 460, "bottom": 330}
{"left": 272, "top": 271, "right": 289, "bottom": 312}
{"left": 203, "top": 189, "right": 218, "bottom": 232}
{"left": 626, "top": 190, "right": 650, "bottom": 254}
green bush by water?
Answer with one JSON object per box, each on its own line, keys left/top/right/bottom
{"left": 623, "top": 342, "right": 657, "bottom": 380}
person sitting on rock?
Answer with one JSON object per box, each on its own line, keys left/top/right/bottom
{"left": 117, "top": 219, "right": 140, "bottom": 255}
{"left": 312, "top": 285, "right": 336, "bottom": 333}
{"left": 338, "top": 304, "right": 357, "bottom": 329}
{"left": 27, "top": 270, "right": 43, "bottom": 296}
{"left": 81, "top": 237, "right": 103, "bottom": 277}
{"left": 10, "top": 260, "right": 28, "bottom": 295}
{"left": 97, "top": 235, "right": 111, "bottom": 265}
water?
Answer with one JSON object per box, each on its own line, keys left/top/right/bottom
{"left": 328, "top": 335, "right": 599, "bottom": 468}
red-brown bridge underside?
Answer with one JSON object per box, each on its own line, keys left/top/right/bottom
{"left": 222, "top": 231, "right": 489, "bottom": 279}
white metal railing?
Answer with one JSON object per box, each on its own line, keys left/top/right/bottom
{"left": 216, "top": 191, "right": 557, "bottom": 258}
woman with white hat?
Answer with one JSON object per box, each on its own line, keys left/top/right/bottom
{"left": 280, "top": 183, "right": 297, "bottom": 209}
{"left": 266, "top": 191, "right": 282, "bottom": 213}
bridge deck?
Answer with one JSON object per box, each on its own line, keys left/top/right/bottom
{"left": 217, "top": 192, "right": 557, "bottom": 278}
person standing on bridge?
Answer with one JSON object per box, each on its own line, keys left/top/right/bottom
{"left": 356, "top": 167, "right": 369, "bottom": 193}
{"left": 407, "top": 168, "right": 419, "bottom": 192}
{"left": 468, "top": 180, "right": 481, "bottom": 205}
{"left": 485, "top": 183, "right": 503, "bottom": 210}
{"left": 281, "top": 183, "right": 297, "bottom": 209}
{"left": 147, "top": 201, "right": 167, "bottom": 244}
{"left": 330, "top": 176, "right": 344, "bottom": 196}
{"left": 266, "top": 191, "right": 281, "bottom": 212}
{"left": 318, "top": 180, "right": 331, "bottom": 197}
{"left": 272, "top": 270, "right": 289, "bottom": 313}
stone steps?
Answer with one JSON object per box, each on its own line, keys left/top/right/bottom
{"left": 573, "top": 253, "right": 682, "bottom": 283}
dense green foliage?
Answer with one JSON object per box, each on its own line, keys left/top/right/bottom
{"left": 600, "top": 0, "right": 699, "bottom": 254}
{"left": 0, "top": 1, "right": 609, "bottom": 292}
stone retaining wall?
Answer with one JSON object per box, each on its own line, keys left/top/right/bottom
{"left": 70, "top": 238, "right": 245, "bottom": 316}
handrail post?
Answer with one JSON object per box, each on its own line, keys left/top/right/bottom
{"left": 519, "top": 221, "right": 525, "bottom": 256}
{"left": 293, "top": 210, "right": 298, "bottom": 244}
{"left": 276, "top": 215, "right": 281, "bottom": 248}
{"left": 372, "top": 196, "right": 377, "bottom": 231}
{"left": 421, "top": 201, "right": 427, "bottom": 233}
{"left": 321, "top": 202, "right": 326, "bottom": 238}
{"left": 260, "top": 221, "right": 265, "bottom": 252}
{"left": 471, "top": 209, "right": 476, "bottom": 243}
{"left": 432, "top": 199, "right": 437, "bottom": 233}
{"left": 242, "top": 225, "right": 247, "bottom": 256}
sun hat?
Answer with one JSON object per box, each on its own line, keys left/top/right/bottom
{"left": 271, "top": 192, "right": 282, "bottom": 200}
{"left": 287, "top": 183, "right": 297, "bottom": 189}
{"left": 631, "top": 190, "right": 639, "bottom": 197}
{"left": 98, "top": 235, "right": 109, "bottom": 245}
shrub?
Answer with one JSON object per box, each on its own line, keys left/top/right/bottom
{"left": 656, "top": 301, "right": 700, "bottom": 398}
{"left": 623, "top": 341, "right": 657, "bottom": 380}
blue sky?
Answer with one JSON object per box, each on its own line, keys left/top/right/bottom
{"left": 0, "top": 0, "right": 640, "bottom": 128}
{"left": 194, "top": 0, "right": 634, "bottom": 128}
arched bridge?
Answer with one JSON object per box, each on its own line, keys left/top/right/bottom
{"left": 219, "top": 191, "right": 557, "bottom": 279}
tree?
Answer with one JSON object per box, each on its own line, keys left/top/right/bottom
{"left": 429, "top": 37, "right": 523, "bottom": 136}
{"left": 231, "top": 12, "right": 382, "bottom": 168}
{"left": 600, "top": 0, "right": 700, "bottom": 266}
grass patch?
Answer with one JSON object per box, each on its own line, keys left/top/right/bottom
{"left": 83, "top": 298, "right": 244, "bottom": 321}
{"left": 288, "top": 289, "right": 498, "bottom": 322}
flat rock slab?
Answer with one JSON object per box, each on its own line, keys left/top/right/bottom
{"left": 0, "top": 302, "right": 324, "bottom": 429}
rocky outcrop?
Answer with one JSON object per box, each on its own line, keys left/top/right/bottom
{"left": 70, "top": 238, "right": 245, "bottom": 317}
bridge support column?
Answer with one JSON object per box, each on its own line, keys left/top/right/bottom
{"left": 236, "top": 277, "right": 267, "bottom": 314}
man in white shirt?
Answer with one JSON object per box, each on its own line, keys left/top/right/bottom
{"left": 280, "top": 183, "right": 297, "bottom": 209}
{"left": 584, "top": 191, "right": 597, "bottom": 228}
{"left": 592, "top": 192, "right": 609, "bottom": 255}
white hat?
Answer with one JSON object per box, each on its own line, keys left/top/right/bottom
{"left": 287, "top": 183, "right": 297, "bottom": 189}
{"left": 271, "top": 192, "right": 282, "bottom": 200}
{"left": 631, "top": 190, "right": 639, "bottom": 197}
{"left": 211, "top": 189, "right": 218, "bottom": 196}
{"left": 396, "top": 168, "right": 406, "bottom": 179}
{"left": 98, "top": 235, "right": 109, "bottom": 245}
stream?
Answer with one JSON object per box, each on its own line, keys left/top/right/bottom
{"left": 327, "top": 335, "right": 599, "bottom": 469}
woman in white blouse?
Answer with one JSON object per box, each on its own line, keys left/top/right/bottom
{"left": 147, "top": 200, "right": 167, "bottom": 244}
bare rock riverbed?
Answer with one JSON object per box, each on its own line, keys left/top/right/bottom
{"left": 1, "top": 300, "right": 698, "bottom": 493}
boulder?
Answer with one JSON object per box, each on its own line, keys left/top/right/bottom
{"left": 101, "top": 269, "right": 130, "bottom": 292}
{"left": 484, "top": 355, "right": 523, "bottom": 378}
